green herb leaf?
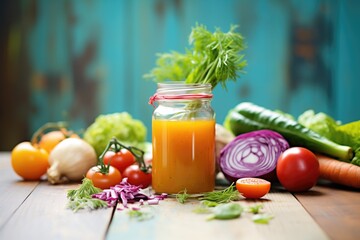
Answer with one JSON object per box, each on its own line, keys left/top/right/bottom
{"left": 176, "top": 189, "right": 190, "bottom": 204}
{"left": 201, "top": 200, "right": 219, "bottom": 207}
{"left": 144, "top": 24, "right": 247, "bottom": 90}
{"left": 298, "top": 110, "right": 360, "bottom": 165}
{"left": 200, "top": 183, "right": 240, "bottom": 204}
{"left": 66, "top": 178, "right": 108, "bottom": 212}
{"left": 128, "top": 209, "right": 154, "bottom": 221}
{"left": 252, "top": 213, "right": 274, "bottom": 224}
{"left": 207, "top": 203, "right": 243, "bottom": 220}
{"left": 247, "top": 204, "right": 264, "bottom": 214}
{"left": 192, "top": 206, "right": 212, "bottom": 214}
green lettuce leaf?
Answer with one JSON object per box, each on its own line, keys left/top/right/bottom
{"left": 337, "top": 121, "right": 360, "bottom": 165}
{"left": 298, "top": 110, "right": 360, "bottom": 165}
{"left": 83, "top": 112, "right": 147, "bottom": 156}
{"left": 297, "top": 110, "right": 340, "bottom": 139}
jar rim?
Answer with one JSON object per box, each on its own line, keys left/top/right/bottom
{"left": 149, "top": 82, "right": 213, "bottom": 106}
{"left": 156, "top": 82, "right": 212, "bottom": 94}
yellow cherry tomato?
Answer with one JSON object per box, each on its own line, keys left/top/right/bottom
{"left": 11, "top": 142, "right": 49, "bottom": 180}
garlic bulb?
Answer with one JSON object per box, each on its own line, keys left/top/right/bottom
{"left": 47, "top": 138, "right": 97, "bottom": 184}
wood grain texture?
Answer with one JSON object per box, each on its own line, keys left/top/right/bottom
{"left": 3, "top": 151, "right": 360, "bottom": 240}
{"left": 0, "top": 153, "right": 39, "bottom": 228}
{"left": 107, "top": 191, "right": 328, "bottom": 240}
{"left": 295, "top": 182, "right": 360, "bottom": 240}
{"left": 0, "top": 153, "right": 114, "bottom": 240}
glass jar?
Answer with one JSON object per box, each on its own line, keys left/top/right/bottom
{"left": 149, "top": 83, "right": 215, "bottom": 194}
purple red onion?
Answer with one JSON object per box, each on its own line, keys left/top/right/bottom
{"left": 92, "top": 178, "right": 167, "bottom": 208}
{"left": 219, "top": 129, "right": 289, "bottom": 182}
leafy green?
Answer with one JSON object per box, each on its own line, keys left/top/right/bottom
{"left": 144, "top": 24, "right": 247, "bottom": 89}
{"left": 247, "top": 204, "right": 264, "bottom": 214}
{"left": 127, "top": 209, "right": 154, "bottom": 221}
{"left": 207, "top": 203, "right": 243, "bottom": 220}
{"left": 175, "top": 189, "right": 190, "bottom": 204}
{"left": 297, "top": 110, "right": 340, "bottom": 140}
{"left": 338, "top": 121, "right": 360, "bottom": 165}
{"left": 338, "top": 120, "right": 360, "bottom": 137}
{"left": 67, "top": 178, "right": 108, "bottom": 212}
{"left": 191, "top": 194, "right": 275, "bottom": 223}
{"left": 252, "top": 213, "right": 274, "bottom": 224}
{"left": 145, "top": 51, "right": 195, "bottom": 82}
{"left": 298, "top": 110, "right": 360, "bottom": 165}
{"left": 200, "top": 200, "right": 219, "bottom": 207}
{"left": 192, "top": 205, "right": 213, "bottom": 214}
{"left": 83, "top": 112, "right": 147, "bottom": 156}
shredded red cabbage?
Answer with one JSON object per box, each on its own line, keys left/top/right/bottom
{"left": 219, "top": 129, "right": 289, "bottom": 182}
{"left": 92, "top": 178, "right": 167, "bottom": 208}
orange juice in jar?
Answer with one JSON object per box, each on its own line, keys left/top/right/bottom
{"left": 149, "top": 83, "right": 215, "bottom": 194}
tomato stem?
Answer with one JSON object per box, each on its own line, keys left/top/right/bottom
{"left": 30, "top": 121, "right": 68, "bottom": 146}
{"left": 97, "top": 138, "right": 151, "bottom": 175}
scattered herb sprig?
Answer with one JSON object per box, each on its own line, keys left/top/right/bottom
{"left": 66, "top": 178, "right": 108, "bottom": 212}
{"left": 176, "top": 189, "right": 190, "bottom": 204}
{"left": 207, "top": 202, "right": 243, "bottom": 220}
{"left": 247, "top": 204, "right": 264, "bottom": 214}
{"left": 200, "top": 183, "right": 240, "bottom": 204}
{"left": 252, "top": 213, "right": 274, "bottom": 224}
{"left": 128, "top": 209, "right": 154, "bottom": 221}
{"left": 174, "top": 183, "right": 239, "bottom": 205}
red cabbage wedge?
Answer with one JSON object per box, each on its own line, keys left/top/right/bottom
{"left": 219, "top": 130, "right": 289, "bottom": 182}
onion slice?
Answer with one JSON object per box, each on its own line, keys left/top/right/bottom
{"left": 92, "top": 178, "right": 167, "bottom": 208}
{"left": 219, "top": 129, "right": 289, "bottom": 182}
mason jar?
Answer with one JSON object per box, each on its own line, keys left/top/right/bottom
{"left": 149, "top": 82, "right": 215, "bottom": 194}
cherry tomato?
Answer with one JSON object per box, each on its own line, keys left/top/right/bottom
{"left": 276, "top": 147, "right": 319, "bottom": 192}
{"left": 236, "top": 178, "right": 271, "bottom": 199}
{"left": 11, "top": 142, "right": 49, "bottom": 180}
{"left": 122, "top": 165, "right": 152, "bottom": 188}
{"left": 103, "top": 149, "right": 135, "bottom": 174}
{"left": 86, "top": 166, "right": 122, "bottom": 189}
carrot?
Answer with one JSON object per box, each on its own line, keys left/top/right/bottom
{"left": 316, "top": 154, "right": 360, "bottom": 189}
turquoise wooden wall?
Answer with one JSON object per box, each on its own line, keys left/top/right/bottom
{"left": 1, "top": 0, "right": 359, "bottom": 149}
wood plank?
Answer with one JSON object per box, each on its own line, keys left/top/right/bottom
{"left": 0, "top": 152, "right": 114, "bottom": 239}
{"left": 0, "top": 181, "right": 114, "bottom": 239}
{"left": 107, "top": 190, "right": 329, "bottom": 240}
{"left": 295, "top": 181, "right": 360, "bottom": 240}
{"left": 0, "top": 153, "right": 39, "bottom": 228}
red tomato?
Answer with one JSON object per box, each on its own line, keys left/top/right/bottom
{"left": 103, "top": 149, "right": 135, "bottom": 174}
{"left": 236, "top": 178, "right": 271, "bottom": 199}
{"left": 86, "top": 165, "right": 122, "bottom": 189}
{"left": 122, "top": 165, "right": 152, "bottom": 188}
{"left": 276, "top": 147, "right": 319, "bottom": 192}
{"left": 11, "top": 142, "right": 49, "bottom": 181}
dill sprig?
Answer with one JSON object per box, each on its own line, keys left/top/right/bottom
{"left": 175, "top": 189, "right": 190, "bottom": 204}
{"left": 199, "top": 183, "right": 240, "bottom": 204}
{"left": 247, "top": 204, "right": 264, "bottom": 214}
{"left": 66, "top": 178, "right": 108, "bottom": 212}
{"left": 144, "top": 23, "right": 247, "bottom": 90}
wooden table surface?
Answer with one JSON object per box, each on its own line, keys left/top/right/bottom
{"left": 1, "top": 152, "right": 359, "bottom": 240}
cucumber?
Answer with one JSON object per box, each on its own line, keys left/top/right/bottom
{"left": 224, "top": 102, "right": 353, "bottom": 161}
